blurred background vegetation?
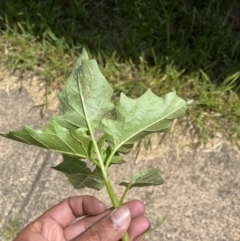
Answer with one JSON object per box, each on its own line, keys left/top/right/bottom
{"left": 0, "top": 0, "right": 239, "bottom": 141}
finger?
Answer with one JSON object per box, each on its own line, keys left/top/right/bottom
{"left": 71, "top": 205, "right": 131, "bottom": 241}
{"left": 64, "top": 211, "right": 108, "bottom": 240}
{"left": 128, "top": 216, "right": 150, "bottom": 241}
{"left": 64, "top": 200, "right": 145, "bottom": 240}
{"left": 39, "top": 195, "right": 106, "bottom": 228}
{"left": 124, "top": 200, "right": 145, "bottom": 218}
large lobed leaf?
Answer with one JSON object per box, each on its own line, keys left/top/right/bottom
{"left": 102, "top": 90, "right": 190, "bottom": 153}
{"left": 0, "top": 48, "right": 114, "bottom": 159}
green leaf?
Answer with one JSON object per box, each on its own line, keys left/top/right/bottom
{"left": 53, "top": 155, "right": 104, "bottom": 191}
{"left": 97, "top": 136, "right": 106, "bottom": 155}
{"left": 119, "top": 168, "right": 164, "bottom": 189}
{"left": 1, "top": 120, "right": 92, "bottom": 159}
{"left": 108, "top": 153, "right": 125, "bottom": 165}
{"left": 102, "top": 91, "right": 189, "bottom": 153}
{"left": 0, "top": 48, "right": 114, "bottom": 160}
{"left": 56, "top": 48, "right": 114, "bottom": 130}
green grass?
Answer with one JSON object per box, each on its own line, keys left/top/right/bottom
{"left": 0, "top": 0, "right": 239, "bottom": 142}
{"left": 0, "top": 216, "right": 23, "bottom": 241}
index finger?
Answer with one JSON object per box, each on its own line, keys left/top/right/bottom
{"left": 38, "top": 195, "right": 106, "bottom": 228}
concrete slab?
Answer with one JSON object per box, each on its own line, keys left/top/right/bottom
{"left": 0, "top": 87, "right": 240, "bottom": 241}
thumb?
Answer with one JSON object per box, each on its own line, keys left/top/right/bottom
{"left": 72, "top": 205, "right": 131, "bottom": 241}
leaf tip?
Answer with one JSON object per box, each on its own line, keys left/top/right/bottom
{"left": 80, "top": 47, "right": 89, "bottom": 60}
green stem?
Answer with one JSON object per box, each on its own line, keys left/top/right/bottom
{"left": 86, "top": 136, "right": 130, "bottom": 241}
{"left": 89, "top": 125, "right": 119, "bottom": 207}
{"left": 138, "top": 206, "right": 170, "bottom": 241}
{"left": 89, "top": 158, "right": 100, "bottom": 168}
{"left": 77, "top": 80, "right": 120, "bottom": 207}
{"left": 105, "top": 149, "right": 116, "bottom": 170}
{"left": 121, "top": 232, "right": 130, "bottom": 241}
{"left": 77, "top": 80, "right": 130, "bottom": 241}
{"left": 86, "top": 131, "right": 130, "bottom": 241}
{"left": 119, "top": 184, "right": 131, "bottom": 205}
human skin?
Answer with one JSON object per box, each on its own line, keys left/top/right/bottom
{"left": 13, "top": 195, "right": 150, "bottom": 241}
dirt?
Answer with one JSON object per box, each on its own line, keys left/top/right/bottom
{"left": 0, "top": 66, "right": 60, "bottom": 111}
{"left": 0, "top": 68, "right": 240, "bottom": 241}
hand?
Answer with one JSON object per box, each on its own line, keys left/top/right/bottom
{"left": 13, "top": 195, "right": 150, "bottom": 241}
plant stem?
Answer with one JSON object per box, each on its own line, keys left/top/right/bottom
{"left": 89, "top": 125, "right": 119, "bottom": 207}
{"left": 121, "top": 232, "right": 130, "bottom": 241}
{"left": 77, "top": 79, "right": 120, "bottom": 208}
{"left": 77, "top": 80, "right": 130, "bottom": 240}
{"left": 105, "top": 149, "right": 116, "bottom": 170}
{"left": 86, "top": 129, "right": 130, "bottom": 241}
{"left": 88, "top": 125, "right": 119, "bottom": 206}
{"left": 89, "top": 158, "right": 100, "bottom": 168}
{"left": 119, "top": 184, "right": 131, "bottom": 205}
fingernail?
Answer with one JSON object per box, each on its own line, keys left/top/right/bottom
{"left": 110, "top": 205, "right": 130, "bottom": 227}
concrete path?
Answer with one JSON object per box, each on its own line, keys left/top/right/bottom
{"left": 0, "top": 84, "right": 240, "bottom": 241}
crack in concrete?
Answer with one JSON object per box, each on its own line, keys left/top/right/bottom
{"left": 18, "top": 151, "right": 55, "bottom": 214}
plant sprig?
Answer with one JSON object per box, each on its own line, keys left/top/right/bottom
{"left": 1, "top": 49, "right": 191, "bottom": 241}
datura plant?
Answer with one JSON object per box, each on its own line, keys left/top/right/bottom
{"left": 1, "top": 49, "right": 192, "bottom": 241}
